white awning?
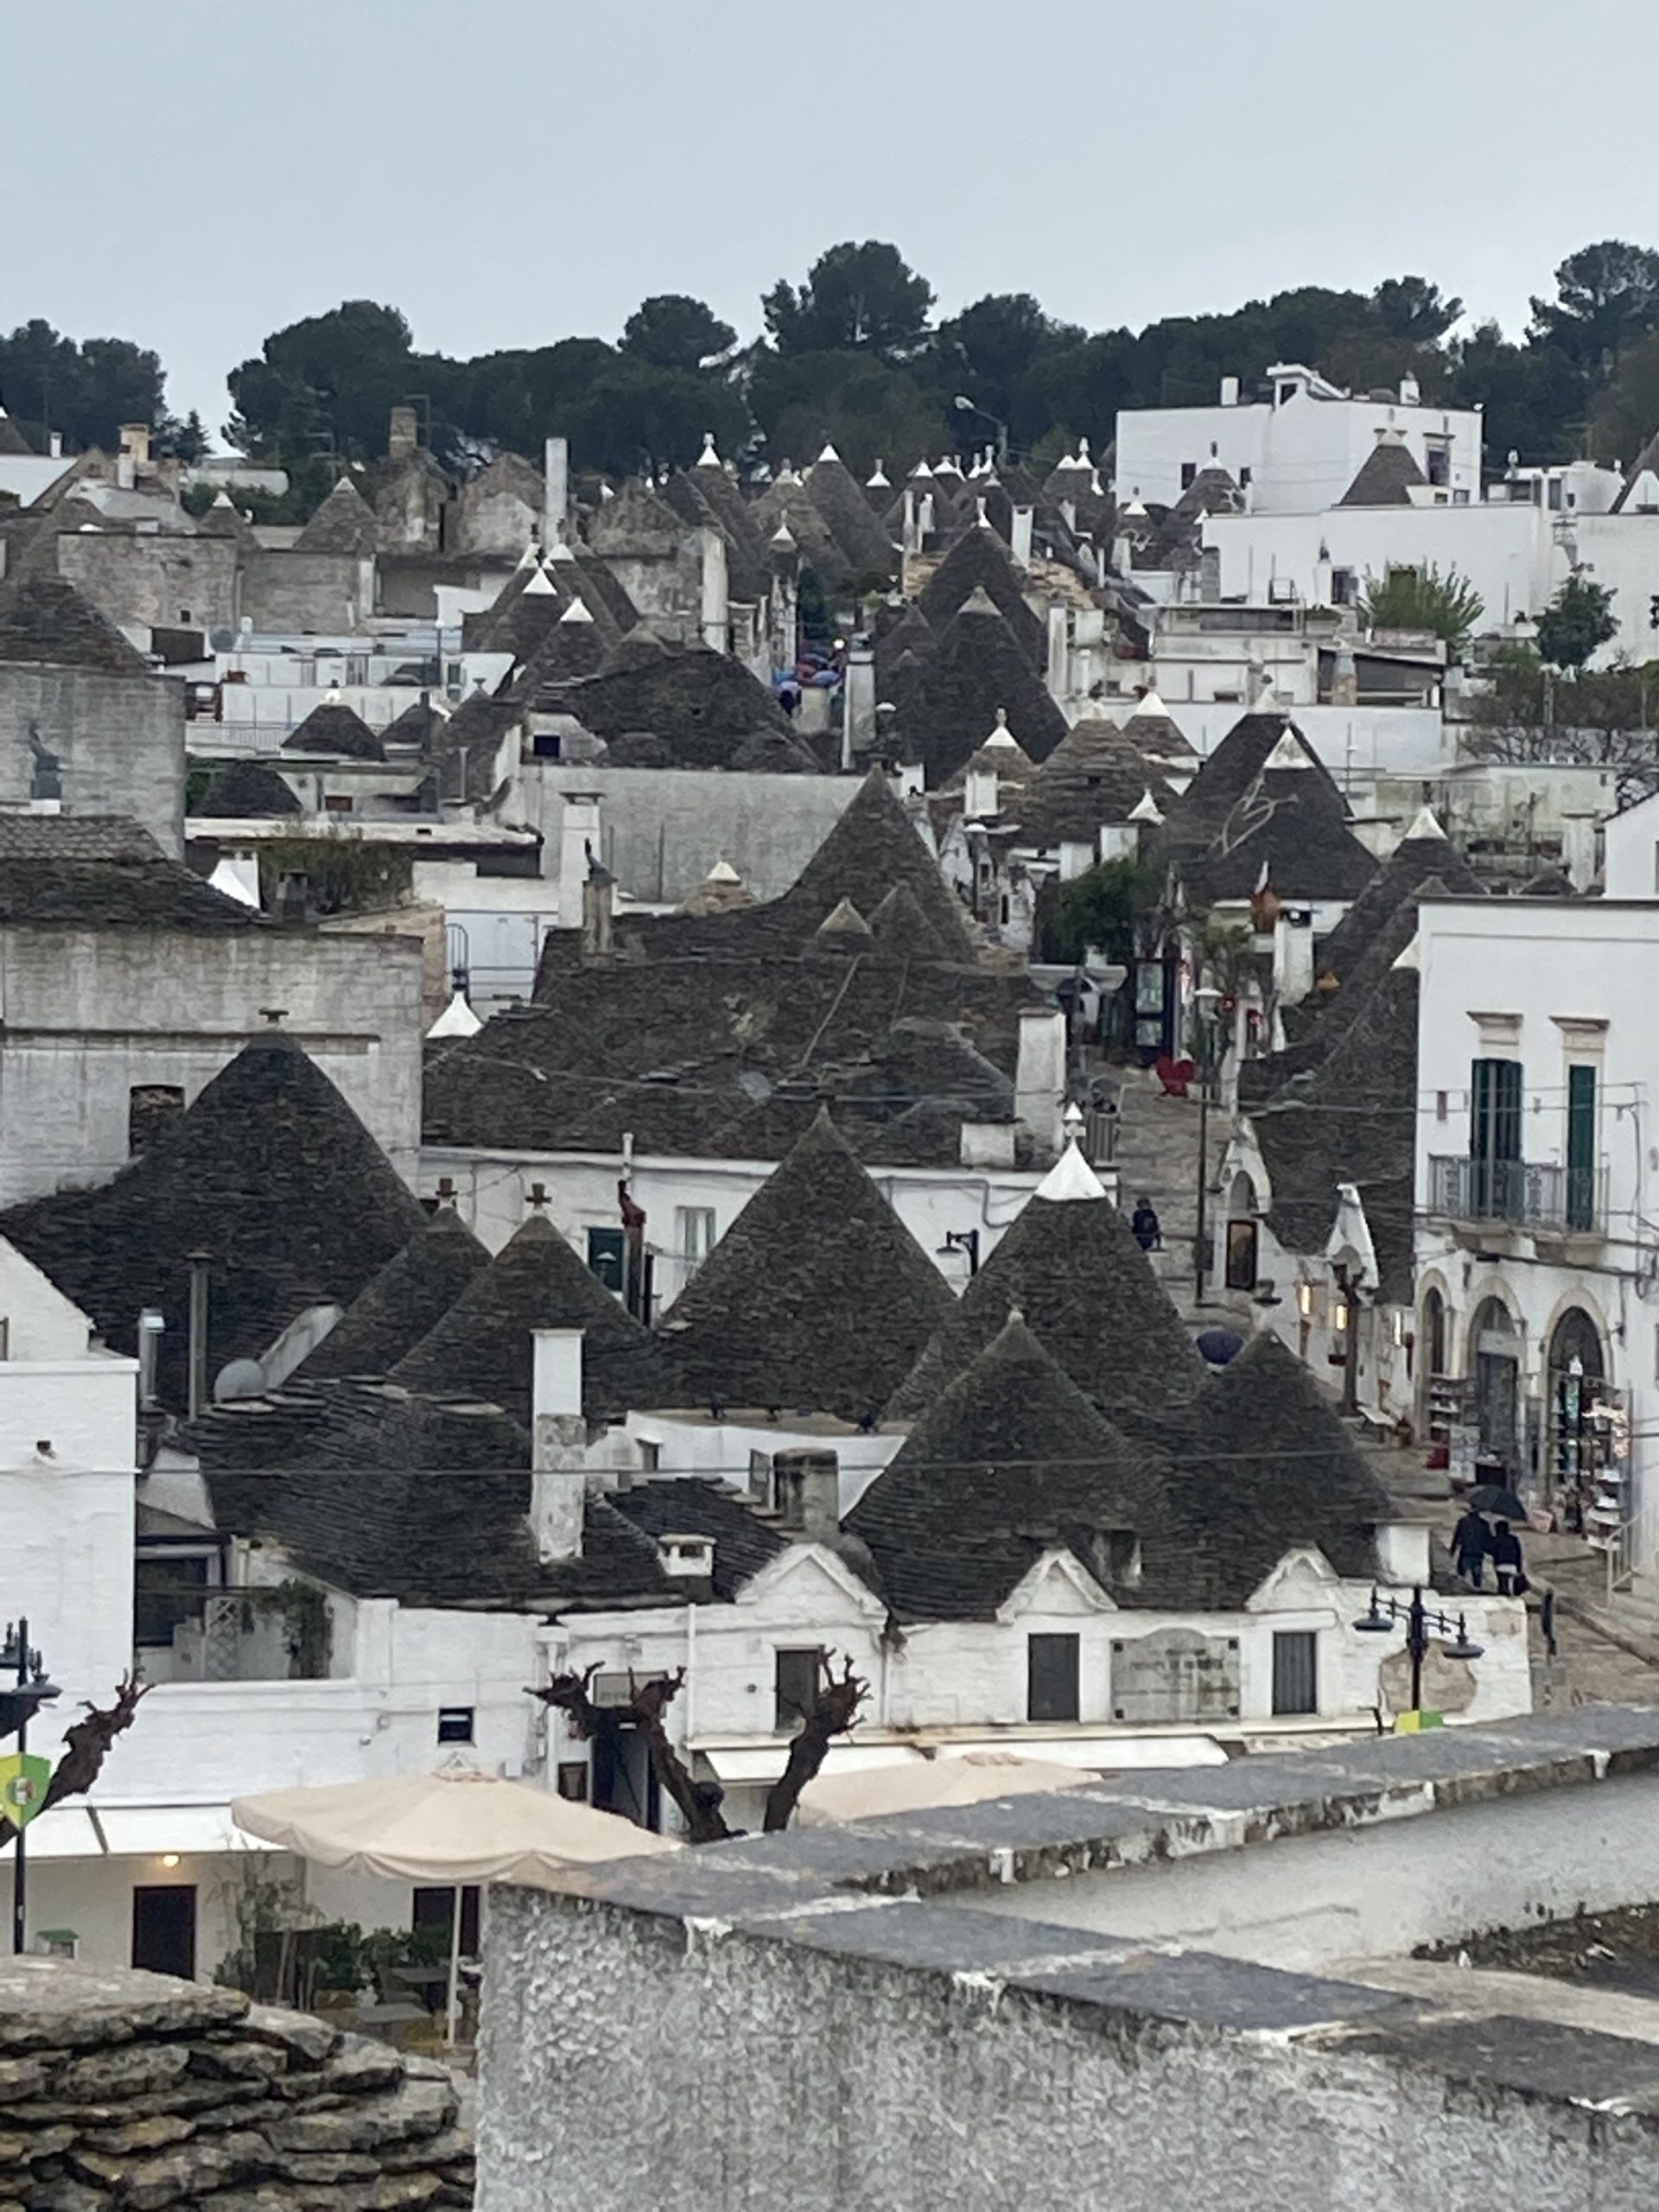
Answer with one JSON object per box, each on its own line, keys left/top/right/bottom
{"left": 9, "top": 1806, "right": 282, "bottom": 1861}
{"left": 699, "top": 1733, "right": 1229, "bottom": 1788}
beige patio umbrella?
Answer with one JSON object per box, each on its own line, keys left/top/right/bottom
{"left": 797, "top": 1749, "right": 1094, "bottom": 1827}
{"left": 232, "top": 1767, "right": 677, "bottom": 2036}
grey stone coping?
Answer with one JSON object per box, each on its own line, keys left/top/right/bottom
{"left": 519, "top": 1700, "right": 1659, "bottom": 2132}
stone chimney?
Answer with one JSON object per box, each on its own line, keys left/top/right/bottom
{"left": 543, "top": 436, "right": 569, "bottom": 554}
{"left": 1046, "top": 605, "right": 1069, "bottom": 702}
{"left": 699, "top": 527, "right": 729, "bottom": 654}
{"left": 841, "top": 642, "right": 875, "bottom": 766}
{"left": 1014, "top": 1007, "right": 1067, "bottom": 1162}
{"left": 1010, "top": 506, "right": 1034, "bottom": 569}
{"left": 774, "top": 1449, "right": 840, "bottom": 1542}
{"left": 1274, "top": 906, "right": 1316, "bottom": 1006}
{"left": 388, "top": 404, "right": 419, "bottom": 462}
{"left": 531, "top": 1327, "right": 587, "bottom": 1563}
{"left": 581, "top": 854, "right": 615, "bottom": 963}
{"left": 558, "top": 791, "right": 602, "bottom": 931}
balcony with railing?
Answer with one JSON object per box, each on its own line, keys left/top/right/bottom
{"left": 1427, "top": 1155, "right": 1606, "bottom": 1237}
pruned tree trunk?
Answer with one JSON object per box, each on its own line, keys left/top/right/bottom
{"left": 530, "top": 1646, "right": 868, "bottom": 1844}
{"left": 0, "top": 1676, "right": 149, "bottom": 1852}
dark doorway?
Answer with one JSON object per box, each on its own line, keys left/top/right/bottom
{"left": 590, "top": 1717, "right": 660, "bottom": 1830}
{"left": 132, "top": 1885, "right": 196, "bottom": 1979}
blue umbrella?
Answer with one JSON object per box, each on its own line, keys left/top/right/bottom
{"left": 1196, "top": 1327, "right": 1243, "bottom": 1366}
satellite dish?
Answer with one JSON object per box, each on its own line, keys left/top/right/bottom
{"left": 208, "top": 626, "right": 235, "bottom": 652}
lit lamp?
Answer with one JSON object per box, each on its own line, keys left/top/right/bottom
{"left": 1353, "top": 1586, "right": 1484, "bottom": 1723}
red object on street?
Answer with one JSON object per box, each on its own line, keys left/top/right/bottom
{"left": 1154, "top": 1054, "right": 1196, "bottom": 1098}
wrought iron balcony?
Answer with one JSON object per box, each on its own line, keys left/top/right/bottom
{"left": 1427, "top": 1155, "right": 1605, "bottom": 1236}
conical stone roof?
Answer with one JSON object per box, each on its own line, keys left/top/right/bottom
{"left": 1313, "top": 823, "right": 1481, "bottom": 985}
{"left": 655, "top": 1110, "right": 956, "bottom": 1422}
{"left": 850, "top": 1314, "right": 1170, "bottom": 1620}
{"left": 302, "top": 1205, "right": 491, "bottom": 1379}
{"left": 0, "top": 1032, "right": 426, "bottom": 1406}
{"left": 0, "top": 572, "right": 151, "bottom": 676}
{"left": 915, "top": 526, "right": 1046, "bottom": 664}
{"left": 190, "top": 760, "right": 302, "bottom": 818}
{"left": 886, "top": 1154, "right": 1205, "bottom": 1419}
{"left": 293, "top": 475, "right": 378, "bottom": 556}
{"left": 391, "top": 1211, "right": 677, "bottom": 1422}
{"left": 282, "top": 700, "right": 385, "bottom": 761}
{"left": 1017, "top": 705, "right": 1173, "bottom": 844}
{"left": 771, "top": 766, "right": 980, "bottom": 959}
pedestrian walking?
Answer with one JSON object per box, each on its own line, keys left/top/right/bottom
{"left": 1491, "top": 1518, "right": 1527, "bottom": 1598}
{"left": 1131, "top": 1197, "right": 1160, "bottom": 1252}
{"left": 1452, "top": 1505, "right": 1491, "bottom": 1589}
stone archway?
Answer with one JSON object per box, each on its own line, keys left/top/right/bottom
{"left": 1548, "top": 1305, "right": 1611, "bottom": 1526}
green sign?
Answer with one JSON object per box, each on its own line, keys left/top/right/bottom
{"left": 0, "top": 1753, "right": 52, "bottom": 1828}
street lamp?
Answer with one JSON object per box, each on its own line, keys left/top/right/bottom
{"left": 1, "top": 1619, "right": 61, "bottom": 1955}
{"left": 1353, "top": 1586, "right": 1483, "bottom": 1716}
{"left": 1192, "top": 985, "right": 1222, "bottom": 1304}
{"left": 952, "top": 395, "right": 1008, "bottom": 468}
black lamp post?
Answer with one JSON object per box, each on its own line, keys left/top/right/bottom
{"left": 2, "top": 1619, "right": 61, "bottom": 1955}
{"left": 1192, "top": 987, "right": 1222, "bottom": 1304}
{"left": 1353, "top": 1586, "right": 1483, "bottom": 1713}
{"left": 952, "top": 394, "right": 1008, "bottom": 467}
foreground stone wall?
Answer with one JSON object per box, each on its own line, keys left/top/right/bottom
{"left": 0, "top": 1957, "right": 472, "bottom": 2211}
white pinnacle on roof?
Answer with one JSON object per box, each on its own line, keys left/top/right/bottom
{"left": 770, "top": 518, "right": 797, "bottom": 549}
{"left": 867, "top": 458, "right": 890, "bottom": 488}
{"left": 514, "top": 542, "right": 538, "bottom": 570}
{"left": 707, "top": 859, "right": 741, "bottom": 884}
{"left": 1404, "top": 803, "right": 1448, "bottom": 842}
{"left": 1057, "top": 446, "right": 1079, "bottom": 472}
{"left": 207, "top": 857, "right": 260, "bottom": 909}
{"left": 936, "top": 453, "right": 963, "bottom": 478}
{"left": 817, "top": 442, "right": 842, "bottom": 465}
{"left": 427, "top": 987, "right": 482, "bottom": 1040}
{"left": 910, "top": 459, "right": 933, "bottom": 480}
{"left": 774, "top": 459, "right": 800, "bottom": 485}
{"left": 1122, "top": 494, "right": 1147, "bottom": 518}
{"left": 211, "top": 489, "right": 237, "bottom": 510}
{"left": 522, "top": 565, "right": 556, "bottom": 597}
{"left": 559, "top": 596, "right": 594, "bottom": 625}
{"left": 1128, "top": 787, "right": 1165, "bottom": 825}
{"left": 545, "top": 534, "right": 577, "bottom": 565}
{"left": 696, "top": 432, "right": 721, "bottom": 467}
{"left": 1033, "top": 1137, "right": 1107, "bottom": 1204}
{"left": 984, "top": 707, "right": 1020, "bottom": 750}
{"left": 1130, "top": 687, "right": 1172, "bottom": 719}
{"left": 1390, "top": 931, "right": 1422, "bottom": 974}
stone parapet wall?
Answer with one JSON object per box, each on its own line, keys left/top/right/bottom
{"left": 0, "top": 1957, "right": 472, "bottom": 2211}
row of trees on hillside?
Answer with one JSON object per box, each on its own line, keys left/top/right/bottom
{"left": 12, "top": 237, "right": 1659, "bottom": 487}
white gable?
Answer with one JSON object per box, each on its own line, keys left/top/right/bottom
{"left": 1245, "top": 1546, "right": 1342, "bottom": 1612}
{"left": 735, "top": 1542, "right": 886, "bottom": 1624}
{"left": 996, "top": 1548, "right": 1116, "bottom": 1622}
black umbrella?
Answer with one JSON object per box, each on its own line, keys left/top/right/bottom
{"left": 1465, "top": 1483, "right": 1529, "bottom": 1520}
{"left": 1196, "top": 1327, "right": 1244, "bottom": 1367}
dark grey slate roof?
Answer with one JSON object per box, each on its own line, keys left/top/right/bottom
{"left": 518, "top": 610, "right": 608, "bottom": 695}
{"left": 1015, "top": 707, "right": 1173, "bottom": 844}
{"left": 0, "top": 1032, "right": 426, "bottom": 1405}
{"left": 1338, "top": 436, "right": 1427, "bottom": 508}
{"left": 292, "top": 477, "right": 378, "bottom": 556}
{"left": 914, "top": 527, "right": 1046, "bottom": 664}
{"left": 391, "top": 1212, "right": 678, "bottom": 1422}
{"left": 1252, "top": 962, "right": 1418, "bottom": 1302}
{"left": 1313, "top": 828, "right": 1481, "bottom": 985}
{"left": 1154, "top": 1330, "right": 1395, "bottom": 1607}
{"left": 0, "top": 572, "right": 152, "bottom": 675}
{"left": 850, "top": 1316, "right": 1172, "bottom": 1621}
{"left": 563, "top": 647, "right": 813, "bottom": 771}
{"left": 281, "top": 701, "right": 386, "bottom": 762}
{"left": 887, "top": 1175, "right": 1205, "bottom": 1421}
{"left": 749, "top": 478, "right": 853, "bottom": 582}
{"left": 429, "top": 685, "right": 524, "bottom": 803}
{"left": 299, "top": 1205, "right": 491, "bottom": 1379}
{"left": 1160, "top": 709, "right": 1375, "bottom": 905}
{"left": 659, "top": 469, "right": 771, "bottom": 606}
{"left": 0, "top": 410, "right": 34, "bottom": 457}
{"left": 190, "top": 760, "right": 303, "bottom": 818}
{"left": 888, "top": 594, "right": 1070, "bottom": 784}
{"left": 0, "top": 814, "right": 254, "bottom": 929}
{"left": 655, "top": 1111, "right": 957, "bottom": 1422}
{"left": 802, "top": 451, "right": 899, "bottom": 576}
{"left": 475, "top": 574, "right": 568, "bottom": 662}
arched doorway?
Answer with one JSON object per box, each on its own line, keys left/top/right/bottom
{"left": 1421, "top": 1288, "right": 1447, "bottom": 1381}
{"left": 1471, "top": 1297, "right": 1520, "bottom": 1470}
{"left": 1548, "top": 1306, "right": 1610, "bottom": 1530}
{"left": 1224, "top": 1172, "right": 1259, "bottom": 1292}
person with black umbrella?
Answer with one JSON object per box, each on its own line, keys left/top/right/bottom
{"left": 1452, "top": 1504, "right": 1491, "bottom": 1590}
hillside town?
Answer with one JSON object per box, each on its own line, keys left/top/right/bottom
{"left": 15, "top": 181, "right": 1659, "bottom": 2204}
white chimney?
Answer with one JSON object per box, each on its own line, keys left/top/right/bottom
{"left": 1219, "top": 376, "right": 1240, "bottom": 407}
{"left": 1010, "top": 506, "right": 1034, "bottom": 569}
{"left": 1014, "top": 1007, "right": 1067, "bottom": 1163}
{"left": 1046, "top": 605, "right": 1070, "bottom": 702}
{"left": 48, "top": 430, "right": 62, "bottom": 460}
{"left": 699, "top": 527, "right": 728, "bottom": 653}
{"left": 558, "top": 791, "right": 602, "bottom": 931}
{"left": 964, "top": 762, "right": 998, "bottom": 820}
{"left": 543, "top": 435, "right": 569, "bottom": 553}
{"left": 531, "top": 1327, "right": 586, "bottom": 1564}
{"left": 842, "top": 643, "right": 875, "bottom": 766}
{"left": 1274, "top": 906, "right": 1316, "bottom": 1005}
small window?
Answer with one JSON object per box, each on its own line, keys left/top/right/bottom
{"left": 676, "top": 1206, "right": 716, "bottom": 1277}
{"left": 1272, "top": 1630, "right": 1319, "bottom": 1716}
{"left": 1331, "top": 568, "right": 1356, "bottom": 607}
{"left": 1238, "top": 465, "right": 1252, "bottom": 488}
{"left": 1224, "top": 1217, "right": 1260, "bottom": 1292}
{"left": 638, "top": 1440, "right": 661, "bottom": 1473}
{"left": 1027, "top": 1633, "right": 1080, "bottom": 1723}
{"left": 129, "top": 1084, "right": 186, "bottom": 1157}
{"left": 556, "top": 1761, "right": 589, "bottom": 1802}
{"left": 1179, "top": 461, "right": 1198, "bottom": 491}
{"left": 748, "top": 1450, "right": 774, "bottom": 1507}
{"left": 323, "top": 793, "right": 353, "bottom": 814}
{"left": 179, "top": 607, "right": 193, "bottom": 624}
{"left": 1424, "top": 442, "right": 1451, "bottom": 489}
{"left": 436, "top": 1707, "right": 474, "bottom": 1745}
{"left": 587, "top": 1226, "right": 626, "bottom": 1294}
{"left": 774, "top": 1648, "right": 821, "bottom": 1732}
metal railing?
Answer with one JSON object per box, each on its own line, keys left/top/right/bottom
{"left": 1427, "top": 1154, "right": 1605, "bottom": 1236}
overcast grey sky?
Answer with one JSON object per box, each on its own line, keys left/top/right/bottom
{"left": 8, "top": 0, "right": 1659, "bottom": 442}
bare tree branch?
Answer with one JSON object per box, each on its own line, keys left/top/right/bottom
{"left": 762, "top": 1652, "right": 869, "bottom": 1834}
{"left": 0, "top": 1677, "right": 150, "bottom": 1852}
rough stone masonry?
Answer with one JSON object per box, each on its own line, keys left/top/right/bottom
{"left": 0, "top": 1955, "right": 473, "bottom": 2212}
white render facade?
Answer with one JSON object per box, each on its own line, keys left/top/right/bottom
{"left": 1116, "top": 367, "right": 1482, "bottom": 515}
{"left": 1413, "top": 894, "right": 1659, "bottom": 1558}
